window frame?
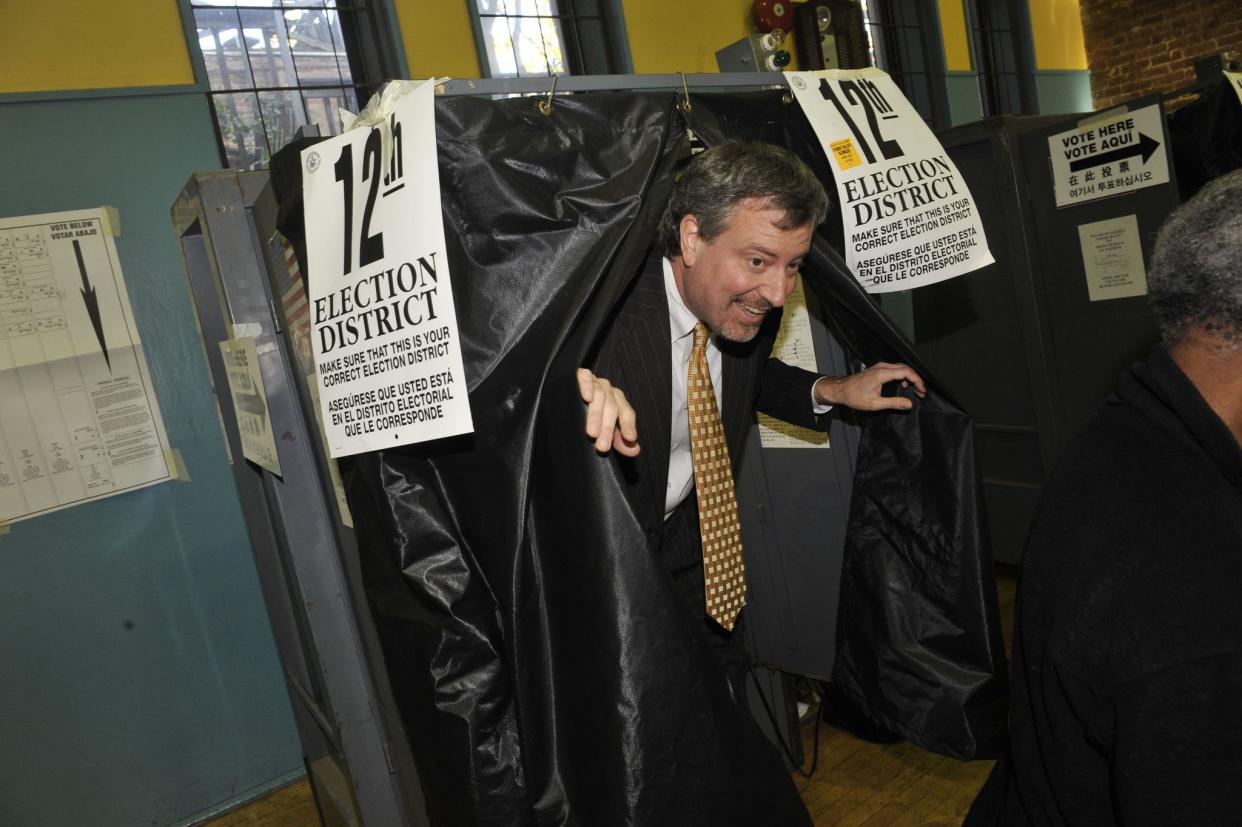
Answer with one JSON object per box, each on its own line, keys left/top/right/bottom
{"left": 963, "top": 0, "right": 1038, "bottom": 116}
{"left": 176, "top": 0, "right": 408, "bottom": 169}
{"left": 864, "top": 0, "right": 952, "bottom": 130}
{"left": 467, "top": 0, "right": 633, "bottom": 80}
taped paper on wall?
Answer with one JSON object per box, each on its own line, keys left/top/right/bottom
{"left": 0, "top": 208, "right": 173, "bottom": 525}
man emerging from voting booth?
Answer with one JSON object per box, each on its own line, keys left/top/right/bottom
{"left": 272, "top": 88, "right": 1007, "bottom": 826}
{"left": 576, "top": 140, "right": 925, "bottom": 701}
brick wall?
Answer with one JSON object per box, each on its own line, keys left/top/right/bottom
{"left": 1079, "top": 0, "right": 1241, "bottom": 109}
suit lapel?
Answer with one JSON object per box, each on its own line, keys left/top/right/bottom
{"left": 610, "top": 255, "right": 671, "bottom": 524}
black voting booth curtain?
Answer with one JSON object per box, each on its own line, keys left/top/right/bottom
{"left": 271, "top": 89, "right": 1006, "bottom": 826}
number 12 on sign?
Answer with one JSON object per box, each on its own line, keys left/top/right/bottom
{"left": 332, "top": 112, "right": 406, "bottom": 275}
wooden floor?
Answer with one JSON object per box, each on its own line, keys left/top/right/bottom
{"left": 204, "top": 575, "right": 1017, "bottom": 827}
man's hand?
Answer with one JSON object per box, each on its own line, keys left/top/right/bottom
{"left": 578, "top": 368, "right": 640, "bottom": 456}
{"left": 813, "top": 362, "right": 927, "bottom": 411}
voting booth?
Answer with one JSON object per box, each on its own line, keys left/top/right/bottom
{"left": 173, "top": 74, "right": 1006, "bottom": 824}
{"left": 912, "top": 100, "right": 1181, "bottom": 564}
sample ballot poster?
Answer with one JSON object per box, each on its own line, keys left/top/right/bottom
{"left": 788, "top": 68, "right": 993, "bottom": 293}
{"left": 0, "top": 208, "right": 172, "bottom": 525}
{"left": 1048, "top": 104, "right": 1169, "bottom": 208}
{"left": 302, "top": 79, "right": 473, "bottom": 457}
{"left": 758, "top": 277, "right": 828, "bottom": 449}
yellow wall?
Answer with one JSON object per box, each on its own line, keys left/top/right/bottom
{"left": 0, "top": 0, "right": 194, "bottom": 93}
{"left": 394, "top": 0, "right": 481, "bottom": 78}
{"left": 1029, "top": 0, "right": 1087, "bottom": 70}
{"left": 938, "top": 0, "right": 973, "bottom": 72}
{"left": 623, "top": 0, "right": 768, "bottom": 74}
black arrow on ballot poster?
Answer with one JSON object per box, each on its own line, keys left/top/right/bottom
{"left": 74, "top": 239, "right": 111, "bottom": 372}
{"left": 1069, "top": 132, "right": 1161, "bottom": 173}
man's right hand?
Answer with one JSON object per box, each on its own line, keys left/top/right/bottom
{"left": 577, "top": 368, "right": 640, "bottom": 457}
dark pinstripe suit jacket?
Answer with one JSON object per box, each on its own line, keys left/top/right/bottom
{"left": 588, "top": 253, "right": 827, "bottom": 568}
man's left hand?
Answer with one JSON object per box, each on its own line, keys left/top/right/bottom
{"left": 813, "top": 362, "right": 927, "bottom": 411}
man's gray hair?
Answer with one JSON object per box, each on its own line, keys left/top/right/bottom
{"left": 1149, "top": 169, "right": 1242, "bottom": 347}
{"left": 656, "top": 141, "right": 830, "bottom": 258}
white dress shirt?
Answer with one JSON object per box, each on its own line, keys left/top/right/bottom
{"left": 662, "top": 258, "right": 831, "bottom": 518}
{"left": 663, "top": 257, "right": 722, "bottom": 518}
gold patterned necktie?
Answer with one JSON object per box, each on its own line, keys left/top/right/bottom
{"left": 687, "top": 322, "right": 747, "bottom": 631}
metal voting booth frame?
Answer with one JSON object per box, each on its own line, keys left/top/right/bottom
{"left": 171, "top": 71, "right": 860, "bottom": 826}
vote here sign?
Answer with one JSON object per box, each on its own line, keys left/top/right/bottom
{"left": 302, "top": 80, "right": 473, "bottom": 457}
{"left": 788, "top": 68, "right": 993, "bottom": 294}
{"left": 1048, "top": 103, "right": 1169, "bottom": 208}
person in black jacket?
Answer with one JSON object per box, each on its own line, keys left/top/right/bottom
{"left": 966, "top": 169, "right": 1242, "bottom": 825}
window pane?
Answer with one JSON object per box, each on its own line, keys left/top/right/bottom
{"left": 258, "top": 90, "right": 307, "bottom": 156}
{"left": 510, "top": 13, "right": 565, "bottom": 76}
{"left": 304, "top": 88, "right": 356, "bottom": 136}
{"left": 193, "top": 0, "right": 281, "bottom": 7}
{"left": 196, "top": 7, "right": 256, "bottom": 90}
{"left": 476, "top": 0, "right": 567, "bottom": 77}
{"left": 328, "top": 11, "right": 355, "bottom": 85}
{"left": 286, "top": 8, "right": 345, "bottom": 86}
{"left": 212, "top": 92, "right": 270, "bottom": 169}
{"left": 239, "top": 8, "right": 298, "bottom": 87}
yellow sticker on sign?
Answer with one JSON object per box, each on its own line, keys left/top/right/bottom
{"left": 830, "top": 138, "right": 863, "bottom": 171}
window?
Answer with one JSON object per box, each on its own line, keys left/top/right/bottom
{"left": 862, "top": 0, "right": 950, "bottom": 129}
{"left": 470, "top": 0, "right": 629, "bottom": 78}
{"left": 966, "top": 0, "right": 1036, "bottom": 115}
{"left": 187, "top": 0, "right": 402, "bottom": 170}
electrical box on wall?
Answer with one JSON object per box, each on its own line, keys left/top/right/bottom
{"left": 716, "top": 31, "right": 794, "bottom": 73}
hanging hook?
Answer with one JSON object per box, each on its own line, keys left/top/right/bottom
{"left": 679, "top": 72, "right": 693, "bottom": 113}
{"left": 537, "top": 75, "right": 558, "bottom": 116}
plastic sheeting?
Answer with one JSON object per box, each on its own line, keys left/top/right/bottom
{"left": 271, "top": 88, "right": 1007, "bottom": 826}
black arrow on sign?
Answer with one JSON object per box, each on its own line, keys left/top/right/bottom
{"left": 74, "top": 239, "right": 111, "bottom": 372}
{"left": 1069, "top": 131, "right": 1161, "bottom": 172}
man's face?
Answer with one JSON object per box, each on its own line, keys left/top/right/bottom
{"left": 674, "top": 197, "right": 814, "bottom": 342}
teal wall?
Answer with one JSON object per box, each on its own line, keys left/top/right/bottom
{"left": 1035, "top": 70, "right": 1093, "bottom": 114}
{"left": 0, "top": 90, "right": 302, "bottom": 826}
{"left": 945, "top": 72, "right": 985, "bottom": 126}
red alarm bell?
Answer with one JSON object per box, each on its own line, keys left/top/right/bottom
{"left": 753, "top": 0, "right": 794, "bottom": 33}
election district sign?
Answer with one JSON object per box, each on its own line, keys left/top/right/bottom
{"left": 788, "top": 68, "right": 993, "bottom": 294}
{"left": 1048, "top": 103, "right": 1169, "bottom": 208}
{"left": 302, "top": 79, "right": 473, "bottom": 457}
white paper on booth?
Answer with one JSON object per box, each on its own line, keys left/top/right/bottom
{"left": 219, "top": 336, "right": 282, "bottom": 476}
{"left": 787, "top": 68, "right": 994, "bottom": 294}
{"left": 1224, "top": 71, "right": 1242, "bottom": 110}
{"left": 301, "top": 79, "right": 473, "bottom": 458}
{"left": 759, "top": 277, "right": 829, "bottom": 449}
{"left": 1048, "top": 103, "right": 1169, "bottom": 208}
{"left": 1078, "top": 214, "right": 1148, "bottom": 302}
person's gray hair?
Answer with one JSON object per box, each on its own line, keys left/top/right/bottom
{"left": 655, "top": 141, "right": 829, "bottom": 258}
{"left": 1148, "top": 169, "right": 1242, "bottom": 348}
